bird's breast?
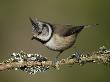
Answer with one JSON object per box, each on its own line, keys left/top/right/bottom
{"left": 45, "top": 34, "right": 76, "bottom": 51}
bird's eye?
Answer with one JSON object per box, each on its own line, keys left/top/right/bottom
{"left": 38, "top": 31, "right": 42, "bottom": 35}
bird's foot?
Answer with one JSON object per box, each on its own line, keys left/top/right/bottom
{"left": 52, "top": 58, "right": 60, "bottom": 70}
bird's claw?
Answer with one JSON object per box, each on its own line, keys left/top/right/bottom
{"left": 52, "top": 59, "right": 60, "bottom": 70}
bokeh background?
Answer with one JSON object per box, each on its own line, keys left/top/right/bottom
{"left": 0, "top": 0, "right": 110, "bottom": 82}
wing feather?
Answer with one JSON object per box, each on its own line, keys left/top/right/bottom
{"left": 53, "top": 24, "right": 84, "bottom": 37}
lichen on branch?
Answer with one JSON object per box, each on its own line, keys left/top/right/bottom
{"left": 0, "top": 46, "right": 110, "bottom": 74}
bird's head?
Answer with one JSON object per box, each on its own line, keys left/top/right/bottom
{"left": 29, "top": 17, "right": 53, "bottom": 42}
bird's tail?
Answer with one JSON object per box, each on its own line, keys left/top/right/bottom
{"left": 83, "top": 24, "right": 99, "bottom": 28}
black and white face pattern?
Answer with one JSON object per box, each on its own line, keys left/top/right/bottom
{"left": 31, "top": 19, "right": 52, "bottom": 41}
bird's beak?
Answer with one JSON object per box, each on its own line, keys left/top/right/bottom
{"left": 31, "top": 36, "right": 36, "bottom": 40}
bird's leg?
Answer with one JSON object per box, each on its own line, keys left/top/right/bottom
{"left": 52, "top": 51, "right": 63, "bottom": 67}
{"left": 56, "top": 51, "right": 63, "bottom": 59}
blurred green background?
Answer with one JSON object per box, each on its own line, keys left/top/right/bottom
{"left": 0, "top": 0, "right": 110, "bottom": 82}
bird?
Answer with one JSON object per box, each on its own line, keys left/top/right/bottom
{"left": 29, "top": 17, "right": 98, "bottom": 59}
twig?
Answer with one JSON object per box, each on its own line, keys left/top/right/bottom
{"left": 0, "top": 46, "right": 110, "bottom": 74}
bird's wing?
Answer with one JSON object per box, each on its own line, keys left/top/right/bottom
{"left": 54, "top": 24, "right": 84, "bottom": 37}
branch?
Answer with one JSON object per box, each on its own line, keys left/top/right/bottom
{"left": 0, "top": 46, "right": 110, "bottom": 74}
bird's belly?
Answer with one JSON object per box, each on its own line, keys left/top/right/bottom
{"left": 45, "top": 34, "right": 76, "bottom": 51}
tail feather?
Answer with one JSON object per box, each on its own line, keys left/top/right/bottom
{"left": 83, "top": 24, "right": 99, "bottom": 28}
